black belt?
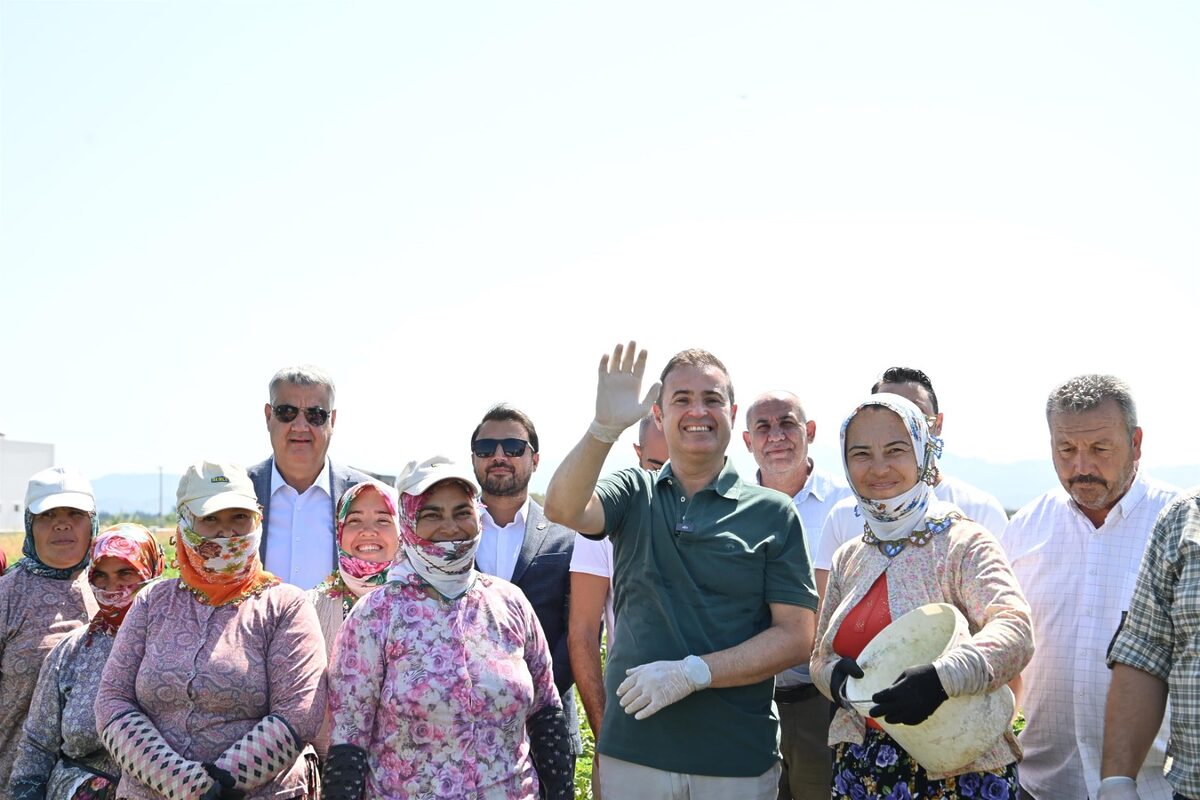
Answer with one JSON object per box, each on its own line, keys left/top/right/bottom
{"left": 773, "top": 683, "right": 820, "bottom": 703}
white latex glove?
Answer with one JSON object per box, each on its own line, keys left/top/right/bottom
{"left": 616, "top": 658, "right": 706, "bottom": 720}
{"left": 589, "top": 341, "right": 661, "bottom": 443}
{"left": 1097, "top": 777, "right": 1142, "bottom": 800}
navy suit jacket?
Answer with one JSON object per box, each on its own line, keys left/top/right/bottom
{"left": 510, "top": 499, "right": 583, "bottom": 754}
{"left": 247, "top": 456, "right": 372, "bottom": 568}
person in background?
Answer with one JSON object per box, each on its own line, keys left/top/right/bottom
{"left": 814, "top": 366, "right": 1009, "bottom": 603}
{"left": 95, "top": 461, "right": 326, "bottom": 799}
{"left": 471, "top": 404, "right": 584, "bottom": 779}
{"left": 742, "top": 390, "right": 851, "bottom": 800}
{"left": 1002, "top": 375, "right": 1181, "bottom": 800}
{"left": 568, "top": 413, "right": 669, "bottom": 800}
{"left": 308, "top": 479, "right": 400, "bottom": 759}
{"left": 11, "top": 523, "right": 164, "bottom": 800}
{"left": 0, "top": 467, "right": 99, "bottom": 797}
{"left": 1099, "top": 490, "right": 1200, "bottom": 800}
{"left": 323, "top": 456, "right": 573, "bottom": 800}
{"left": 545, "top": 342, "right": 817, "bottom": 800}
{"left": 248, "top": 365, "right": 371, "bottom": 589}
{"left": 812, "top": 394, "right": 1032, "bottom": 799}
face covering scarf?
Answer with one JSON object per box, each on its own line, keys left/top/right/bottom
{"left": 175, "top": 510, "right": 279, "bottom": 606}
{"left": 840, "top": 392, "right": 945, "bottom": 543}
{"left": 86, "top": 523, "right": 165, "bottom": 643}
{"left": 386, "top": 482, "right": 481, "bottom": 601}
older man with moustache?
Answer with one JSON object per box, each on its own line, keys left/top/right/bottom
{"left": 248, "top": 365, "right": 370, "bottom": 589}
{"left": 546, "top": 343, "right": 817, "bottom": 800}
{"left": 1001, "top": 375, "right": 1181, "bottom": 800}
{"left": 813, "top": 366, "right": 1008, "bottom": 602}
{"left": 569, "top": 414, "right": 669, "bottom": 799}
{"left": 742, "top": 391, "right": 851, "bottom": 800}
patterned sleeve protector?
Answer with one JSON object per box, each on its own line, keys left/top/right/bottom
{"left": 99, "top": 710, "right": 215, "bottom": 800}
{"left": 213, "top": 713, "right": 302, "bottom": 790}
{"left": 527, "top": 705, "right": 574, "bottom": 800}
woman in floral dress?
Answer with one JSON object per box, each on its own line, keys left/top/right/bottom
{"left": 811, "top": 395, "right": 1033, "bottom": 800}
{"left": 308, "top": 478, "right": 400, "bottom": 758}
{"left": 11, "top": 523, "right": 164, "bottom": 799}
{"left": 323, "top": 456, "right": 573, "bottom": 800}
{"left": 95, "top": 461, "right": 326, "bottom": 800}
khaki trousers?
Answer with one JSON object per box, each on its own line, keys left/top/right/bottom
{"left": 599, "top": 754, "right": 780, "bottom": 800}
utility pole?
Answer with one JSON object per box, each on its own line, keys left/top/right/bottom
{"left": 158, "top": 466, "right": 163, "bottom": 528}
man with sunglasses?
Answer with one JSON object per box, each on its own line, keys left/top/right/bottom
{"left": 470, "top": 404, "right": 585, "bottom": 788}
{"left": 248, "top": 365, "right": 371, "bottom": 589}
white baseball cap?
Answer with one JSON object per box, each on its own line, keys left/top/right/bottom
{"left": 25, "top": 467, "right": 96, "bottom": 515}
{"left": 395, "top": 456, "right": 481, "bottom": 498}
{"left": 176, "top": 461, "right": 259, "bottom": 517}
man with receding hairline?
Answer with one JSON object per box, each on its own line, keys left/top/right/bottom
{"left": 1001, "top": 374, "right": 1182, "bottom": 800}
{"left": 546, "top": 342, "right": 817, "bottom": 800}
{"left": 742, "top": 390, "right": 850, "bottom": 799}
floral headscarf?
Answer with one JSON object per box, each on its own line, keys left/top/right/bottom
{"left": 175, "top": 507, "right": 279, "bottom": 606}
{"left": 86, "top": 523, "right": 165, "bottom": 643}
{"left": 841, "top": 392, "right": 949, "bottom": 543}
{"left": 18, "top": 507, "right": 98, "bottom": 580}
{"left": 314, "top": 480, "right": 400, "bottom": 612}
{"left": 386, "top": 479, "right": 482, "bottom": 600}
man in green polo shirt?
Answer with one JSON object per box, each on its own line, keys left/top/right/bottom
{"left": 545, "top": 341, "right": 818, "bottom": 800}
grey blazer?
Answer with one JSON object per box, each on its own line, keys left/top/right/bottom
{"left": 247, "top": 456, "right": 372, "bottom": 567}
{"left": 510, "top": 500, "right": 583, "bottom": 754}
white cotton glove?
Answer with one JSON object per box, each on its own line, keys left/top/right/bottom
{"left": 617, "top": 656, "right": 710, "bottom": 720}
{"left": 589, "top": 341, "right": 661, "bottom": 443}
{"left": 1097, "top": 777, "right": 1142, "bottom": 800}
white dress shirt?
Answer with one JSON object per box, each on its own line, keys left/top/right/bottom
{"left": 477, "top": 497, "right": 531, "bottom": 582}
{"left": 813, "top": 474, "right": 1003, "bottom": 572}
{"left": 762, "top": 464, "right": 853, "bottom": 686}
{"left": 264, "top": 458, "right": 334, "bottom": 590}
{"left": 1000, "top": 472, "right": 1181, "bottom": 800}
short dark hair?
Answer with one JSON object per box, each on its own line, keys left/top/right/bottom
{"left": 1046, "top": 374, "right": 1138, "bottom": 437}
{"left": 637, "top": 414, "right": 657, "bottom": 444}
{"left": 471, "top": 404, "right": 539, "bottom": 453}
{"left": 657, "top": 349, "right": 735, "bottom": 406}
{"left": 871, "top": 366, "right": 939, "bottom": 413}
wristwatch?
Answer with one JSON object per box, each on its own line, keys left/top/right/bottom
{"left": 683, "top": 655, "right": 712, "bottom": 689}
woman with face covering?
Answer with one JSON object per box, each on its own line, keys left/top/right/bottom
{"left": 11, "top": 523, "right": 164, "bottom": 800}
{"left": 811, "top": 395, "right": 1034, "bottom": 800}
{"left": 323, "top": 456, "right": 574, "bottom": 800}
{"left": 0, "top": 468, "right": 100, "bottom": 796}
{"left": 94, "top": 461, "right": 326, "bottom": 800}
{"left": 308, "top": 479, "right": 400, "bottom": 758}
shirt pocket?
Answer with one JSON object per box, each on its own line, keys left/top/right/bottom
{"left": 679, "top": 531, "right": 767, "bottom": 599}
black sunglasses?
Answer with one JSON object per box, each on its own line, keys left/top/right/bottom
{"left": 472, "top": 437, "right": 536, "bottom": 458}
{"left": 272, "top": 404, "right": 331, "bottom": 426}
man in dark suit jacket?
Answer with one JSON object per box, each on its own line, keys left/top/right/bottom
{"left": 470, "top": 404, "right": 584, "bottom": 783}
{"left": 248, "top": 365, "right": 371, "bottom": 588}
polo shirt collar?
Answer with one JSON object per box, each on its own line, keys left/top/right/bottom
{"left": 658, "top": 458, "right": 743, "bottom": 500}
{"left": 270, "top": 457, "right": 332, "bottom": 497}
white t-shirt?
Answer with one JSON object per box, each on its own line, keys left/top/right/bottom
{"left": 568, "top": 534, "right": 615, "bottom": 640}
{"left": 1000, "top": 473, "right": 1180, "bottom": 800}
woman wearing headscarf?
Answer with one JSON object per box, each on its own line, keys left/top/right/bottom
{"left": 94, "top": 461, "right": 326, "bottom": 800}
{"left": 811, "top": 395, "right": 1034, "bottom": 800}
{"left": 0, "top": 468, "right": 99, "bottom": 797}
{"left": 11, "top": 523, "right": 164, "bottom": 800}
{"left": 323, "top": 456, "right": 574, "bottom": 800}
{"left": 308, "top": 479, "right": 400, "bottom": 758}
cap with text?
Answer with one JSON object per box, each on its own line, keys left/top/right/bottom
{"left": 177, "top": 461, "right": 260, "bottom": 517}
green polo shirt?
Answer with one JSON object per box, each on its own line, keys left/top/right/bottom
{"left": 594, "top": 459, "right": 817, "bottom": 777}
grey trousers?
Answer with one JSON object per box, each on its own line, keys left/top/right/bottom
{"left": 599, "top": 754, "right": 781, "bottom": 800}
{"left": 776, "top": 689, "right": 833, "bottom": 799}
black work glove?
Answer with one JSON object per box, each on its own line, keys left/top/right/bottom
{"left": 869, "top": 663, "right": 949, "bottom": 725}
{"left": 323, "top": 743, "right": 370, "bottom": 800}
{"left": 829, "top": 656, "right": 864, "bottom": 711}
{"left": 526, "top": 705, "right": 574, "bottom": 800}
{"left": 202, "top": 763, "right": 245, "bottom": 800}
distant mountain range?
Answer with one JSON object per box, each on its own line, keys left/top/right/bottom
{"left": 92, "top": 458, "right": 1200, "bottom": 516}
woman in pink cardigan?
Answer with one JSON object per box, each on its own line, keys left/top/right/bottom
{"left": 811, "top": 394, "right": 1033, "bottom": 800}
{"left": 95, "top": 461, "right": 326, "bottom": 800}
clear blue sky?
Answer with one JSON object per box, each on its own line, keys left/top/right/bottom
{"left": 2, "top": 2, "right": 1196, "bottom": 486}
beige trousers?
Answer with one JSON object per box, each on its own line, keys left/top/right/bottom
{"left": 598, "top": 754, "right": 781, "bottom": 800}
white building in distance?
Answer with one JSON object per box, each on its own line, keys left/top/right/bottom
{"left": 0, "top": 433, "right": 55, "bottom": 532}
